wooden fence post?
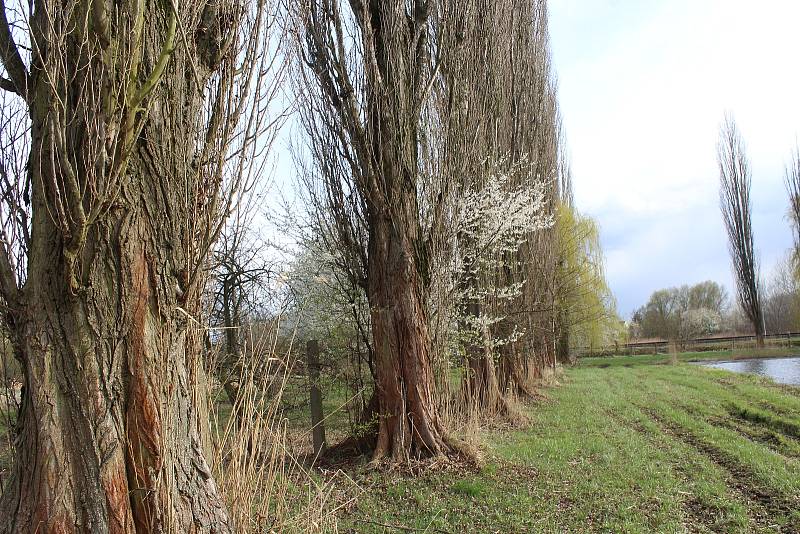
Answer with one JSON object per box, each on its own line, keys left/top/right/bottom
{"left": 307, "top": 339, "right": 326, "bottom": 457}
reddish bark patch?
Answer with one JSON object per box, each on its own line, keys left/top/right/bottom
{"left": 368, "top": 235, "right": 452, "bottom": 462}
{"left": 125, "top": 249, "right": 163, "bottom": 532}
{"left": 103, "top": 461, "right": 134, "bottom": 534}
{"left": 31, "top": 511, "right": 71, "bottom": 534}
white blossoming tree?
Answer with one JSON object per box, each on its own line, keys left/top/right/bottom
{"left": 456, "top": 159, "right": 552, "bottom": 414}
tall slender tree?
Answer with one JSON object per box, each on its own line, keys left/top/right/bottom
{"left": 492, "top": 0, "right": 563, "bottom": 394}
{"left": 431, "top": 0, "right": 558, "bottom": 414}
{"left": 718, "top": 115, "right": 765, "bottom": 347}
{"left": 433, "top": 0, "right": 562, "bottom": 404}
{"left": 0, "top": 0, "right": 284, "bottom": 529}
{"left": 785, "top": 145, "right": 800, "bottom": 268}
{"left": 294, "top": 0, "right": 463, "bottom": 462}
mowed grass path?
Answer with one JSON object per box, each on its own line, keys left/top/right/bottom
{"left": 337, "top": 355, "right": 800, "bottom": 533}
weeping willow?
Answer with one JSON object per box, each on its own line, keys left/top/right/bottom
{"left": 554, "top": 203, "right": 625, "bottom": 359}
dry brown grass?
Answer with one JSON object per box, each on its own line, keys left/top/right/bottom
{"left": 204, "top": 323, "right": 344, "bottom": 533}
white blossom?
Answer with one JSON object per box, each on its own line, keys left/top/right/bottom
{"left": 455, "top": 157, "right": 554, "bottom": 349}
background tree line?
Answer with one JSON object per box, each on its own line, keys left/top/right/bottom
{"left": 630, "top": 267, "right": 800, "bottom": 343}
{"left": 630, "top": 281, "right": 729, "bottom": 342}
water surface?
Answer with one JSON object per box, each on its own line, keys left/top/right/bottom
{"left": 697, "top": 356, "right": 800, "bottom": 386}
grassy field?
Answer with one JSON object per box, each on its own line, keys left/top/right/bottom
{"left": 2, "top": 351, "right": 798, "bottom": 532}
{"left": 327, "top": 353, "right": 800, "bottom": 533}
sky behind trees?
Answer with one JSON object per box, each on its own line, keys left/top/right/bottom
{"left": 549, "top": 1, "right": 800, "bottom": 317}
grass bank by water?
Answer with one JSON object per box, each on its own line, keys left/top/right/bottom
{"left": 330, "top": 353, "right": 800, "bottom": 533}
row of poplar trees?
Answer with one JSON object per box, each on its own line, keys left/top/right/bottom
{"left": 293, "top": 0, "right": 581, "bottom": 460}
{"left": 0, "top": 0, "right": 599, "bottom": 531}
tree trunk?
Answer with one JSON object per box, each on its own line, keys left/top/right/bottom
{"left": 297, "top": 0, "right": 456, "bottom": 464}
{"left": 464, "top": 339, "right": 507, "bottom": 415}
{"left": 361, "top": 2, "right": 454, "bottom": 462}
{"left": 367, "top": 211, "right": 450, "bottom": 462}
{"left": 460, "top": 299, "right": 507, "bottom": 416}
{"left": 499, "top": 347, "right": 534, "bottom": 398}
{"left": 1, "top": 194, "right": 230, "bottom": 532}
{"left": 556, "top": 310, "right": 572, "bottom": 364}
{"left": 755, "top": 332, "right": 765, "bottom": 349}
{"left": 221, "top": 276, "right": 242, "bottom": 410}
{"left": 0, "top": 2, "right": 236, "bottom": 528}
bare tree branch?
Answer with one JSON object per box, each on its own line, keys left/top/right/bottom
{"left": 0, "top": 76, "right": 16, "bottom": 93}
{"left": 0, "top": 0, "right": 28, "bottom": 99}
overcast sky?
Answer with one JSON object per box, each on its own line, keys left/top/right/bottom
{"left": 548, "top": 0, "right": 800, "bottom": 318}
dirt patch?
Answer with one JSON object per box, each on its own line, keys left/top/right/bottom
{"left": 625, "top": 418, "right": 650, "bottom": 435}
{"left": 681, "top": 495, "right": 727, "bottom": 533}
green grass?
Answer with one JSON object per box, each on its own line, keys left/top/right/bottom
{"left": 450, "top": 478, "right": 486, "bottom": 498}
{"left": 328, "top": 355, "right": 800, "bottom": 533}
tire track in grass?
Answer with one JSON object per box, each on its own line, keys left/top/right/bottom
{"left": 642, "top": 408, "right": 799, "bottom": 533}
{"left": 595, "top": 367, "right": 798, "bottom": 531}
{"left": 602, "top": 408, "right": 723, "bottom": 533}
{"left": 707, "top": 414, "right": 800, "bottom": 461}
{"left": 712, "top": 378, "right": 800, "bottom": 421}
{"left": 661, "top": 371, "right": 800, "bottom": 454}
{"left": 756, "top": 400, "right": 800, "bottom": 419}
{"left": 664, "top": 401, "right": 800, "bottom": 461}
{"left": 726, "top": 404, "right": 800, "bottom": 441}
{"left": 630, "top": 367, "right": 800, "bottom": 461}
{"left": 598, "top": 369, "right": 735, "bottom": 532}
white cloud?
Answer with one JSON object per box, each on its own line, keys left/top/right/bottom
{"left": 550, "top": 0, "right": 800, "bottom": 315}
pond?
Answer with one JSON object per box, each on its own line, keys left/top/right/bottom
{"left": 697, "top": 357, "right": 800, "bottom": 386}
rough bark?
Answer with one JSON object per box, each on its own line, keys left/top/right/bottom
{"left": 498, "top": 329, "right": 547, "bottom": 399}
{"left": 464, "top": 338, "right": 507, "bottom": 416}
{"left": 221, "top": 276, "right": 242, "bottom": 408}
{"left": 458, "top": 291, "right": 508, "bottom": 416}
{"left": 297, "top": 0, "right": 456, "bottom": 463}
{"left": 0, "top": 0, "right": 242, "bottom": 530}
{"left": 556, "top": 315, "right": 571, "bottom": 364}
{"left": 2, "top": 192, "right": 229, "bottom": 533}
{"left": 498, "top": 346, "right": 533, "bottom": 398}
{"left": 368, "top": 208, "right": 450, "bottom": 462}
